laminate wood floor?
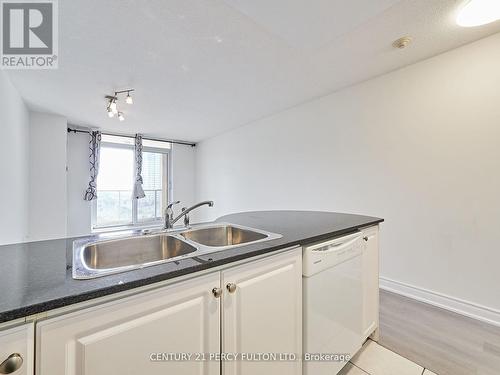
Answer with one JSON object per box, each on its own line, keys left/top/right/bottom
{"left": 379, "top": 290, "right": 500, "bottom": 375}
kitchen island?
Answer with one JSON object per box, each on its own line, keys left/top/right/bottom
{"left": 0, "top": 210, "right": 383, "bottom": 375}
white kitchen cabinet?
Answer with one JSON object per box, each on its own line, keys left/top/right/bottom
{"left": 361, "top": 225, "right": 380, "bottom": 341}
{"left": 0, "top": 323, "right": 34, "bottom": 375}
{"left": 222, "top": 248, "right": 302, "bottom": 375}
{"left": 36, "top": 272, "right": 221, "bottom": 375}
{"left": 34, "top": 248, "right": 303, "bottom": 375}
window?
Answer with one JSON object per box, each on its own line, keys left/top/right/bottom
{"left": 93, "top": 135, "right": 171, "bottom": 229}
{"left": 137, "top": 152, "right": 166, "bottom": 222}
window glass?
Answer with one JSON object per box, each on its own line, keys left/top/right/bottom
{"left": 143, "top": 139, "right": 171, "bottom": 150}
{"left": 100, "top": 134, "right": 135, "bottom": 146}
{"left": 96, "top": 146, "right": 134, "bottom": 226}
{"left": 137, "top": 152, "right": 165, "bottom": 222}
{"left": 94, "top": 143, "right": 169, "bottom": 228}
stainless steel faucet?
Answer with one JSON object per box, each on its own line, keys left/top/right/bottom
{"left": 164, "top": 200, "right": 214, "bottom": 229}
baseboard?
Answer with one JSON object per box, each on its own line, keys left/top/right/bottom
{"left": 379, "top": 277, "right": 500, "bottom": 328}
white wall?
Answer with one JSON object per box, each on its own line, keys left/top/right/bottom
{"left": 28, "top": 112, "right": 68, "bottom": 241}
{"left": 0, "top": 71, "right": 30, "bottom": 245}
{"left": 195, "top": 32, "right": 500, "bottom": 312}
{"left": 66, "top": 132, "right": 92, "bottom": 237}
{"left": 66, "top": 137, "right": 196, "bottom": 236}
{"left": 0, "top": 75, "right": 69, "bottom": 244}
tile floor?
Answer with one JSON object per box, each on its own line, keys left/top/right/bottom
{"left": 339, "top": 340, "right": 439, "bottom": 375}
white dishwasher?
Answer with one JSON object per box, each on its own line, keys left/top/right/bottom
{"left": 303, "top": 231, "right": 364, "bottom": 375}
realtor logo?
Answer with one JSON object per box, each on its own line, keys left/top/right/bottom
{"left": 1, "top": 0, "right": 58, "bottom": 69}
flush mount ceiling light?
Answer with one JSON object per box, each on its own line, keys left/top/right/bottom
{"left": 457, "top": 0, "right": 500, "bottom": 27}
{"left": 105, "top": 89, "right": 134, "bottom": 121}
{"left": 392, "top": 36, "right": 412, "bottom": 49}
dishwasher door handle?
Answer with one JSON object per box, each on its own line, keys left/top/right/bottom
{"left": 311, "top": 235, "right": 361, "bottom": 254}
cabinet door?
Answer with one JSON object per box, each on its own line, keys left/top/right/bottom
{"left": 0, "top": 323, "right": 34, "bottom": 375}
{"left": 362, "top": 225, "right": 380, "bottom": 340}
{"left": 36, "top": 273, "right": 220, "bottom": 375}
{"left": 222, "top": 248, "right": 302, "bottom": 375}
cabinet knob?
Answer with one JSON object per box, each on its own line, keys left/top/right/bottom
{"left": 363, "top": 236, "right": 369, "bottom": 242}
{"left": 212, "top": 287, "right": 222, "bottom": 298}
{"left": 226, "top": 283, "right": 237, "bottom": 293}
{"left": 0, "top": 353, "right": 23, "bottom": 374}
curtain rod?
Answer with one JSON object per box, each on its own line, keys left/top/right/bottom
{"left": 67, "top": 127, "right": 196, "bottom": 147}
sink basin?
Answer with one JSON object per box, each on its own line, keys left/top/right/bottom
{"left": 82, "top": 234, "right": 196, "bottom": 270}
{"left": 180, "top": 224, "right": 269, "bottom": 247}
{"left": 74, "top": 234, "right": 197, "bottom": 278}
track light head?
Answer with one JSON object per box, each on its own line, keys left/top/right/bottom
{"left": 107, "top": 107, "right": 115, "bottom": 117}
{"left": 118, "top": 112, "right": 125, "bottom": 121}
{"left": 126, "top": 92, "right": 133, "bottom": 104}
{"left": 109, "top": 99, "right": 118, "bottom": 113}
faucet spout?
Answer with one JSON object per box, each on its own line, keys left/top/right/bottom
{"left": 164, "top": 200, "right": 214, "bottom": 229}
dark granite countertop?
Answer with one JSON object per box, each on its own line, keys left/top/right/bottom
{"left": 0, "top": 211, "right": 383, "bottom": 323}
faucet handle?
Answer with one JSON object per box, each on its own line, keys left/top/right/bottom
{"left": 166, "top": 201, "right": 181, "bottom": 210}
{"left": 182, "top": 207, "right": 190, "bottom": 227}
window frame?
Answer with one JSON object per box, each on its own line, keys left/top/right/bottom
{"left": 91, "top": 140, "right": 172, "bottom": 231}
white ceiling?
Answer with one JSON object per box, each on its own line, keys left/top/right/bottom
{"left": 7, "top": 0, "right": 500, "bottom": 142}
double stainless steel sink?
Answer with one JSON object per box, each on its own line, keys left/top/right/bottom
{"left": 73, "top": 223, "right": 282, "bottom": 279}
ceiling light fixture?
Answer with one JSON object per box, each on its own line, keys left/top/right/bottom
{"left": 456, "top": 0, "right": 500, "bottom": 27}
{"left": 104, "top": 88, "right": 134, "bottom": 121}
{"left": 392, "top": 36, "right": 412, "bottom": 49}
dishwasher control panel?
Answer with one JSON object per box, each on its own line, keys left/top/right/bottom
{"left": 302, "top": 232, "right": 363, "bottom": 277}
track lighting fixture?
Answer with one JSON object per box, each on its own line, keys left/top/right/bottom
{"left": 104, "top": 88, "right": 134, "bottom": 121}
